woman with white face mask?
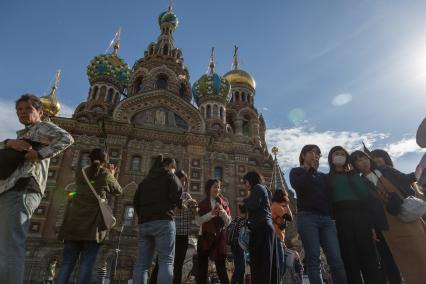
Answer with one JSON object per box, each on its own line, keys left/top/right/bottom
{"left": 328, "top": 146, "right": 381, "bottom": 284}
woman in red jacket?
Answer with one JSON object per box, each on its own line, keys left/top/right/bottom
{"left": 196, "top": 179, "right": 231, "bottom": 284}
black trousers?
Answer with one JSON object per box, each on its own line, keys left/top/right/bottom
{"left": 248, "top": 222, "right": 279, "bottom": 284}
{"left": 174, "top": 234, "right": 189, "bottom": 284}
{"left": 376, "top": 231, "right": 402, "bottom": 284}
{"left": 196, "top": 241, "right": 229, "bottom": 284}
{"left": 334, "top": 202, "right": 380, "bottom": 284}
{"left": 149, "top": 234, "right": 189, "bottom": 284}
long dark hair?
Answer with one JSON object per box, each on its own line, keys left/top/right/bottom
{"left": 299, "top": 144, "right": 321, "bottom": 166}
{"left": 370, "top": 149, "right": 394, "bottom": 168}
{"left": 89, "top": 148, "right": 108, "bottom": 178}
{"left": 349, "top": 150, "right": 376, "bottom": 173}
{"left": 243, "top": 171, "right": 264, "bottom": 188}
{"left": 328, "top": 146, "right": 350, "bottom": 174}
{"left": 272, "top": 190, "right": 289, "bottom": 203}
{"left": 204, "top": 179, "right": 221, "bottom": 197}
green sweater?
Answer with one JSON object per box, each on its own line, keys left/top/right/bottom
{"left": 331, "top": 173, "right": 369, "bottom": 202}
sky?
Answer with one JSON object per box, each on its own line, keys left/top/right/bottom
{"left": 1, "top": 0, "right": 425, "bottom": 173}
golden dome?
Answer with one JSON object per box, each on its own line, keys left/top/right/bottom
{"left": 40, "top": 94, "right": 61, "bottom": 117}
{"left": 40, "top": 69, "right": 61, "bottom": 117}
{"left": 224, "top": 69, "right": 256, "bottom": 90}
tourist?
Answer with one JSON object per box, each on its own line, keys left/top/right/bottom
{"left": 242, "top": 171, "right": 279, "bottom": 284}
{"left": 289, "top": 145, "right": 347, "bottom": 284}
{"left": 271, "top": 189, "right": 292, "bottom": 279}
{"left": 350, "top": 150, "right": 426, "bottom": 284}
{"left": 328, "top": 146, "right": 380, "bottom": 284}
{"left": 196, "top": 179, "right": 231, "bottom": 284}
{"left": 228, "top": 204, "right": 248, "bottom": 284}
{"left": 57, "top": 148, "right": 122, "bottom": 283}
{"left": 0, "top": 94, "right": 74, "bottom": 283}
{"left": 133, "top": 155, "right": 182, "bottom": 284}
{"left": 150, "top": 169, "right": 198, "bottom": 284}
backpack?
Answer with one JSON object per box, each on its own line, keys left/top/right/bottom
{"left": 226, "top": 217, "right": 247, "bottom": 245}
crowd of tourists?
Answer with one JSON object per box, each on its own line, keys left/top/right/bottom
{"left": 0, "top": 94, "right": 426, "bottom": 284}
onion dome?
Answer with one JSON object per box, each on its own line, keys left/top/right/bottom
{"left": 87, "top": 54, "right": 130, "bottom": 89}
{"left": 158, "top": 5, "right": 179, "bottom": 29}
{"left": 224, "top": 46, "right": 256, "bottom": 90}
{"left": 192, "top": 48, "right": 231, "bottom": 105}
{"left": 40, "top": 69, "right": 61, "bottom": 117}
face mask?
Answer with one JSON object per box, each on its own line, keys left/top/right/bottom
{"left": 333, "top": 156, "right": 346, "bottom": 166}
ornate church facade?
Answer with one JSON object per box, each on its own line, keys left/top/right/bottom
{"left": 25, "top": 6, "right": 276, "bottom": 282}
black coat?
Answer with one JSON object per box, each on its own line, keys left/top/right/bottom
{"left": 133, "top": 168, "right": 182, "bottom": 224}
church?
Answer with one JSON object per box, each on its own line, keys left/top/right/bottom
{"left": 25, "top": 5, "right": 280, "bottom": 281}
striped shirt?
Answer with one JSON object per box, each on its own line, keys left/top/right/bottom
{"left": 97, "top": 265, "right": 108, "bottom": 280}
{"left": 0, "top": 121, "right": 74, "bottom": 194}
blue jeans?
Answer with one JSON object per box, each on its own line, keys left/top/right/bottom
{"left": 56, "top": 240, "right": 101, "bottom": 284}
{"left": 133, "top": 220, "right": 176, "bottom": 284}
{"left": 297, "top": 211, "right": 347, "bottom": 284}
{"left": 0, "top": 179, "right": 42, "bottom": 284}
{"left": 231, "top": 241, "right": 246, "bottom": 284}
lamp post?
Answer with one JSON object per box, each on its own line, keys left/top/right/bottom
{"left": 113, "top": 224, "right": 125, "bottom": 283}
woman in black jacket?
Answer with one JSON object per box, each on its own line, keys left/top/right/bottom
{"left": 243, "top": 171, "right": 279, "bottom": 284}
{"left": 132, "top": 155, "right": 182, "bottom": 284}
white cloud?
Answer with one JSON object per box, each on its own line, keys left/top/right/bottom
{"left": 0, "top": 99, "right": 76, "bottom": 140}
{"left": 384, "top": 137, "right": 425, "bottom": 158}
{"left": 0, "top": 101, "right": 21, "bottom": 140}
{"left": 262, "top": 107, "right": 269, "bottom": 111}
{"left": 332, "top": 93, "right": 353, "bottom": 106}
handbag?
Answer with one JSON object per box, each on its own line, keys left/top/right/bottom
{"left": 81, "top": 166, "right": 116, "bottom": 229}
{"left": 398, "top": 196, "right": 426, "bottom": 223}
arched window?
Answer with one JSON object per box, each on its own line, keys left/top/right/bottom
{"left": 220, "top": 107, "right": 224, "bottom": 120}
{"left": 123, "top": 205, "right": 135, "bottom": 226}
{"left": 99, "top": 86, "right": 107, "bottom": 99}
{"left": 179, "top": 84, "right": 186, "bottom": 98}
{"left": 241, "top": 92, "right": 246, "bottom": 102}
{"left": 92, "top": 86, "right": 99, "bottom": 100}
{"left": 201, "top": 106, "right": 205, "bottom": 117}
{"left": 206, "top": 105, "right": 212, "bottom": 119}
{"left": 134, "top": 77, "right": 143, "bottom": 93}
{"left": 88, "top": 87, "right": 92, "bottom": 100}
{"left": 79, "top": 153, "right": 91, "bottom": 167}
{"left": 156, "top": 75, "right": 168, "bottom": 90}
{"left": 107, "top": 88, "right": 114, "bottom": 102}
{"left": 214, "top": 166, "right": 223, "bottom": 181}
{"left": 131, "top": 156, "right": 141, "bottom": 171}
{"left": 163, "top": 44, "right": 169, "bottom": 55}
{"left": 235, "top": 91, "right": 240, "bottom": 102}
{"left": 115, "top": 92, "right": 120, "bottom": 104}
{"left": 243, "top": 115, "right": 250, "bottom": 136}
{"left": 213, "top": 105, "right": 218, "bottom": 118}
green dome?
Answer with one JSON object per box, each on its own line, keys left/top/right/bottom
{"left": 87, "top": 54, "right": 130, "bottom": 89}
{"left": 192, "top": 73, "right": 231, "bottom": 106}
{"left": 158, "top": 10, "right": 179, "bottom": 29}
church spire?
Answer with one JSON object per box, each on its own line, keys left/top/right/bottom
{"left": 209, "top": 47, "right": 215, "bottom": 74}
{"left": 232, "top": 45, "right": 239, "bottom": 70}
{"left": 112, "top": 27, "right": 121, "bottom": 56}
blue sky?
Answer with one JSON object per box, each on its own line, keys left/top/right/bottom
{"left": 1, "top": 0, "right": 425, "bottom": 172}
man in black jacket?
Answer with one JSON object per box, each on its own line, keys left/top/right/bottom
{"left": 132, "top": 155, "right": 182, "bottom": 284}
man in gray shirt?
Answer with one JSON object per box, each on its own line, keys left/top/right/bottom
{"left": 0, "top": 94, "right": 74, "bottom": 283}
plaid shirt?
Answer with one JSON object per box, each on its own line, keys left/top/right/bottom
{"left": 0, "top": 121, "right": 74, "bottom": 194}
{"left": 175, "top": 207, "right": 195, "bottom": 235}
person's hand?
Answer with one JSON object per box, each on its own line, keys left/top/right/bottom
{"left": 25, "top": 149, "right": 39, "bottom": 161}
{"left": 6, "top": 139, "right": 32, "bottom": 152}
{"left": 211, "top": 207, "right": 219, "bottom": 216}
{"left": 372, "top": 229, "right": 380, "bottom": 242}
{"left": 106, "top": 163, "right": 117, "bottom": 176}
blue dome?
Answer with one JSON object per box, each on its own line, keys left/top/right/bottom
{"left": 192, "top": 73, "right": 231, "bottom": 105}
